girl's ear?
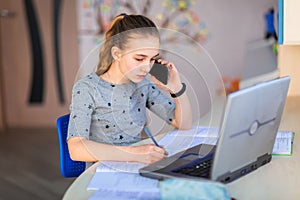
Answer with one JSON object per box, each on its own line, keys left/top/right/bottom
{"left": 111, "top": 46, "right": 121, "bottom": 60}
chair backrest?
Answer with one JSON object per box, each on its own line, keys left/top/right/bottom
{"left": 56, "top": 114, "right": 85, "bottom": 178}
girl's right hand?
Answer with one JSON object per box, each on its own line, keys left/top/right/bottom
{"left": 151, "top": 59, "right": 182, "bottom": 94}
{"left": 128, "top": 144, "right": 167, "bottom": 164}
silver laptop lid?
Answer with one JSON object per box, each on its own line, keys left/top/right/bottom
{"left": 211, "top": 76, "right": 290, "bottom": 181}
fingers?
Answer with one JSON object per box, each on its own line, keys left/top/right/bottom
{"left": 156, "top": 59, "right": 180, "bottom": 82}
{"left": 160, "top": 145, "right": 169, "bottom": 156}
{"left": 142, "top": 144, "right": 168, "bottom": 164}
{"left": 157, "top": 59, "right": 175, "bottom": 70}
{"left": 153, "top": 145, "right": 167, "bottom": 154}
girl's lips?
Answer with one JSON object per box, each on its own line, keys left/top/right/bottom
{"left": 137, "top": 75, "right": 146, "bottom": 79}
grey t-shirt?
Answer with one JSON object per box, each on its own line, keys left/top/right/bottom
{"left": 67, "top": 72, "right": 175, "bottom": 145}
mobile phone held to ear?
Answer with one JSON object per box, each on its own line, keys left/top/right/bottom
{"left": 149, "top": 60, "right": 169, "bottom": 85}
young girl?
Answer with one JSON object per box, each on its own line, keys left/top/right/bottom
{"left": 67, "top": 13, "right": 192, "bottom": 166}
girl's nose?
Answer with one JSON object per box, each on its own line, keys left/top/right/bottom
{"left": 142, "top": 61, "right": 153, "bottom": 73}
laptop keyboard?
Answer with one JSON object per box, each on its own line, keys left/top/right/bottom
{"left": 172, "top": 157, "right": 213, "bottom": 178}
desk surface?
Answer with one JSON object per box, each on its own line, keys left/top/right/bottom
{"left": 63, "top": 96, "right": 300, "bottom": 200}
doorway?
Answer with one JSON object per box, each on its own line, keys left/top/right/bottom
{"left": 0, "top": 0, "right": 78, "bottom": 128}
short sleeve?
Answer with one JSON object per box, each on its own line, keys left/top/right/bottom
{"left": 67, "top": 80, "right": 96, "bottom": 140}
{"left": 146, "top": 83, "right": 175, "bottom": 124}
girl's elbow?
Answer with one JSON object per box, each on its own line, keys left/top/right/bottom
{"left": 67, "top": 138, "right": 84, "bottom": 161}
{"left": 173, "top": 120, "right": 192, "bottom": 130}
{"left": 178, "top": 123, "right": 192, "bottom": 130}
{"left": 68, "top": 149, "right": 81, "bottom": 161}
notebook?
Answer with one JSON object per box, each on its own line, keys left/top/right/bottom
{"left": 139, "top": 76, "right": 290, "bottom": 183}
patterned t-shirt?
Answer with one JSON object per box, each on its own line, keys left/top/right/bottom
{"left": 67, "top": 72, "right": 175, "bottom": 145}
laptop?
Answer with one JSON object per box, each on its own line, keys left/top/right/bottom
{"left": 139, "top": 76, "right": 290, "bottom": 183}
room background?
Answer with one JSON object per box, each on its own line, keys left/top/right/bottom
{"left": 0, "top": 0, "right": 277, "bottom": 129}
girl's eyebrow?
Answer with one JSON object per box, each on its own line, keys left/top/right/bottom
{"left": 136, "top": 53, "right": 160, "bottom": 59}
{"left": 152, "top": 53, "right": 160, "bottom": 59}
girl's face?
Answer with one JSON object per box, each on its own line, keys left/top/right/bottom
{"left": 117, "top": 35, "right": 160, "bottom": 83}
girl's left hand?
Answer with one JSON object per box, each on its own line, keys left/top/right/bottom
{"left": 151, "top": 59, "right": 183, "bottom": 94}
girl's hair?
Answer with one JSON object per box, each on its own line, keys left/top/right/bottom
{"left": 96, "top": 13, "right": 159, "bottom": 75}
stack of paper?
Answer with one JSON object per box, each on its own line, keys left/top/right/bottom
{"left": 89, "top": 188, "right": 160, "bottom": 200}
{"left": 87, "top": 161, "right": 160, "bottom": 200}
{"left": 159, "top": 126, "right": 219, "bottom": 156}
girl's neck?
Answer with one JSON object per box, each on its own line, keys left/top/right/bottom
{"left": 101, "top": 62, "right": 129, "bottom": 85}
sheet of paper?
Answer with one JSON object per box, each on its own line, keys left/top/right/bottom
{"left": 96, "top": 161, "right": 146, "bottom": 173}
{"left": 272, "top": 131, "right": 294, "bottom": 155}
{"left": 158, "top": 126, "right": 219, "bottom": 156}
{"left": 88, "top": 188, "right": 160, "bottom": 200}
{"left": 87, "top": 172, "right": 159, "bottom": 191}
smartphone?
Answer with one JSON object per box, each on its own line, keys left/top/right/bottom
{"left": 149, "top": 60, "right": 169, "bottom": 85}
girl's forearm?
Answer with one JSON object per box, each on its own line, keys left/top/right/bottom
{"left": 67, "top": 137, "right": 136, "bottom": 162}
{"left": 67, "top": 137, "right": 167, "bottom": 164}
{"left": 172, "top": 92, "right": 193, "bottom": 130}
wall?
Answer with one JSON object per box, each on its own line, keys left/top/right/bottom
{"left": 77, "top": 0, "right": 277, "bottom": 79}
{"left": 193, "top": 0, "right": 277, "bottom": 78}
{"left": 278, "top": 45, "right": 300, "bottom": 96}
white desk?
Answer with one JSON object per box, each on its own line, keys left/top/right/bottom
{"left": 63, "top": 97, "right": 300, "bottom": 200}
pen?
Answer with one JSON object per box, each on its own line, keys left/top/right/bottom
{"left": 144, "top": 127, "right": 159, "bottom": 147}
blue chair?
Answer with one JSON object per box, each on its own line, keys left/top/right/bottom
{"left": 56, "top": 114, "right": 85, "bottom": 178}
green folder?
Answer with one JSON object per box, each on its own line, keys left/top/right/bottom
{"left": 272, "top": 131, "right": 295, "bottom": 156}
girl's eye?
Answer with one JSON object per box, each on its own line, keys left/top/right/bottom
{"left": 135, "top": 58, "right": 144, "bottom": 62}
